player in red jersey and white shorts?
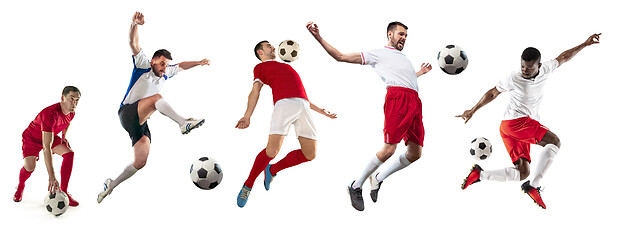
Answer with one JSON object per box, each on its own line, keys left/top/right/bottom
{"left": 14, "top": 86, "right": 81, "bottom": 206}
{"left": 457, "top": 33, "right": 601, "bottom": 209}
{"left": 308, "top": 21, "right": 432, "bottom": 211}
{"left": 235, "top": 40, "right": 337, "bottom": 208}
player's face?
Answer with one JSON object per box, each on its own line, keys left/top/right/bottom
{"left": 61, "top": 91, "right": 80, "bottom": 113}
{"left": 520, "top": 60, "right": 541, "bottom": 79}
{"left": 260, "top": 42, "right": 276, "bottom": 60}
{"left": 151, "top": 56, "right": 170, "bottom": 77}
{"left": 388, "top": 26, "right": 407, "bottom": 51}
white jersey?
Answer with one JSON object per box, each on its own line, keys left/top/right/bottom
{"left": 496, "top": 59, "right": 559, "bottom": 121}
{"left": 361, "top": 46, "right": 419, "bottom": 91}
{"left": 120, "top": 50, "right": 180, "bottom": 107}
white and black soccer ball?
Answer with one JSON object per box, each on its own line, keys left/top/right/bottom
{"left": 190, "top": 157, "right": 223, "bottom": 190}
{"left": 44, "top": 191, "right": 69, "bottom": 216}
{"left": 437, "top": 45, "right": 468, "bottom": 75}
{"left": 470, "top": 137, "right": 492, "bottom": 160}
{"left": 278, "top": 40, "right": 300, "bottom": 62}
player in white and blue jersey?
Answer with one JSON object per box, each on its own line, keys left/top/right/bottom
{"left": 98, "top": 12, "right": 210, "bottom": 203}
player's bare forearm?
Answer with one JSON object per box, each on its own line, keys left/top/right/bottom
{"left": 457, "top": 87, "right": 501, "bottom": 123}
{"left": 310, "top": 101, "right": 337, "bottom": 119}
{"left": 179, "top": 59, "right": 211, "bottom": 70}
{"left": 307, "top": 21, "right": 362, "bottom": 64}
{"left": 129, "top": 12, "right": 144, "bottom": 56}
{"left": 41, "top": 132, "right": 56, "bottom": 179}
{"left": 556, "top": 33, "right": 601, "bottom": 66}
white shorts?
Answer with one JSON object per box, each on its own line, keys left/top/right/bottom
{"left": 270, "top": 98, "right": 317, "bottom": 140}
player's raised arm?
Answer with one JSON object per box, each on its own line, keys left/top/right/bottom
{"left": 456, "top": 87, "right": 501, "bottom": 123}
{"left": 555, "top": 33, "right": 601, "bottom": 67}
{"left": 306, "top": 21, "right": 363, "bottom": 64}
{"left": 236, "top": 82, "right": 263, "bottom": 129}
{"left": 309, "top": 101, "right": 337, "bottom": 119}
{"left": 129, "top": 11, "right": 145, "bottom": 56}
{"left": 179, "top": 58, "right": 211, "bottom": 71}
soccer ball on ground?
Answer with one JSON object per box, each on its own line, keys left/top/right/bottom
{"left": 190, "top": 157, "right": 223, "bottom": 190}
{"left": 437, "top": 45, "right": 468, "bottom": 75}
{"left": 278, "top": 40, "right": 300, "bottom": 62}
{"left": 44, "top": 191, "right": 69, "bottom": 216}
{"left": 470, "top": 137, "right": 492, "bottom": 160}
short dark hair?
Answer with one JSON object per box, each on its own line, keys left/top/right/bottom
{"left": 521, "top": 47, "right": 541, "bottom": 63}
{"left": 153, "top": 49, "right": 173, "bottom": 60}
{"left": 387, "top": 21, "right": 408, "bottom": 34}
{"left": 62, "top": 86, "right": 80, "bottom": 96}
{"left": 254, "top": 40, "right": 269, "bottom": 60}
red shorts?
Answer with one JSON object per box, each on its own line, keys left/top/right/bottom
{"left": 22, "top": 131, "right": 62, "bottom": 159}
{"left": 499, "top": 117, "right": 549, "bottom": 163}
{"left": 383, "top": 87, "right": 424, "bottom": 146}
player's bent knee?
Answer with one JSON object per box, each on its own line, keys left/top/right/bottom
{"left": 405, "top": 152, "right": 421, "bottom": 162}
{"left": 519, "top": 168, "right": 530, "bottom": 180}
{"left": 265, "top": 148, "right": 279, "bottom": 158}
{"left": 303, "top": 152, "right": 316, "bottom": 161}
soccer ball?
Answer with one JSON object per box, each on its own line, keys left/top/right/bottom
{"left": 190, "top": 157, "right": 223, "bottom": 190}
{"left": 470, "top": 137, "right": 492, "bottom": 160}
{"left": 437, "top": 45, "right": 468, "bottom": 75}
{"left": 44, "top": 191, "right": 69, "bottom": 216}
{"left": 278, "top": 40, "right": 300, "bottom": 62}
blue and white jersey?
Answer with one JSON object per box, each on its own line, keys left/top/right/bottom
{"left": 120, "top": 49, "right": 180, "bottom": 107}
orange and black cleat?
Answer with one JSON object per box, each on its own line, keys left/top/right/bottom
{"left": 521, "top": 180, "right": 546, "bottom": 209}
{"left": 461, "top": 164, "right": 483, "bottom": 190}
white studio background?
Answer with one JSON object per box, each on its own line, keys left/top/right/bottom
{"left": 1, "top": 0, "right": 617, "bottom": 239}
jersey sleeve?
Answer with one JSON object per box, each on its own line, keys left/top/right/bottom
{"left": 165, "top": 64, "right": 180, "bottom": 79}
{"left": 360, "top": 49, "right": 380, "bottom": 66}
{"left": 541, "top": 59, "right": 559, "bottom": 74}
{"left": 496, "top": 73, "right": 515, "bottom": 92}
{"left": 133, "top": 49, "right": 151, "bottom": 69}
{"left": 40, "top": 111, "right": 56, "bottom": 133}
{"left": 253, "top": 64, "right": 265, "bottom": 84}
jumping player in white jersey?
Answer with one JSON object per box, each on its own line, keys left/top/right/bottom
{"left": 97, "top": 12, "right": 210, "bottom": 203}
{"left": 458, "top": 33, "right": 601, "bottom": 209}
{"left": 308, "top": 21, "right": 432, "bottom": 211}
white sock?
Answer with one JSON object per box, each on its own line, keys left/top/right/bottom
{"left": 352, "top": 156, "right": 383, "bottom": 189}
{"left": 531, "top": 144, "right": 559, "bottom": 188}
{"left": 155, "top": 99, "right": 185, "bottom": 125}
{"left": 110, "top": 164, "right": 138, "bottom": 190}
{"left": 376, "top": 153, "right": 411, "bottom": 182}
{"left": 480, "top": 167, "right": 520, "bottom": 182}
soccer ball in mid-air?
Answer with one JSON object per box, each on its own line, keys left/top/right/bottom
{"left": 190, "top": 157, "right": 223, "bottom": 190}
{"left": 437, "top": 45, "right": 468, "bottom": 75}
{"left": 278, "top": 40, "right": 300, "bottom": 62}
{"left": 470, "top": 137, "right": 492, "bottom": 160}
{"left": 44, "top": 191, "right": 69, "bottom": 216}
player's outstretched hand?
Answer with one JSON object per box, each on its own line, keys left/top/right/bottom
{"left": 319, "top": 108, "right": 337, "bottom": 119}
{"left": 419, "top": 63, "right": 432, "bottom": 75}
{"left": 584, "top": 33, "right": 601, "bottom": 46}
{"left": 236, "top": 117, "right": 250, "bottom": 129}
{"left": 48, "top": 176, "right": 60, "bottom": 193}
{"left": 456, "top": 109, "right": 474, "bottom": 124}
{"left": 132, "top": 11, "right": 145, "bottom": 25}
{"left": 306, "top": 21, "right": 320, "bottom": 38}
{"left": 199, "top": 58, "right": 211, "bottom": 66}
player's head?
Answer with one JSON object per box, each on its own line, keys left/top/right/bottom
{"left": 151, "top": 49, "right": 173, "bottom": 77}
{"left": 387, "top": 21, "right": 408, "bottom": 51}
{"left": 61, "top": 86, "right": 80, "bottom": 113}
{"left": 520, "top": 47, "right": 542, "bottom": 79}
{"left": 254, "top": 40, "right": 276, "bottom": 61}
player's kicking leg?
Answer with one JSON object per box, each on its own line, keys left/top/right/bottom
{"left": 369, "top": 141, "right": 421, "bottom": 203}
{"left": 522, "top": 130, "right": 560, "bottom": 209}
{"left": 146, "top": 94, "right": 204, "bottom": 134}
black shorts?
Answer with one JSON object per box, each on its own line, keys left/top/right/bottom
{"left": 118, "top": 100, "right": 151, "bottom": 146}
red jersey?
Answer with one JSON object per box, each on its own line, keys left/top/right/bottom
{"left": 23, "top": 103, "right": 75, "bottom": 142}
{"left": 253, "top": 61, "right": 308, "bottom": 104}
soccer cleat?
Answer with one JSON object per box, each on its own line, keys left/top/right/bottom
{"left": 263, "top": 164, "right": 276, "bottom": 191}
{"left": 237, "top": 185, "right": 252, "bottom": 208}
{"left": 66, "top": 192, "right": 79, "bottom": 207}
{"left": 97, "top": 178, "right": 113, "bottom": 203}
{"left": 347, "top": 181, "right": 364, "bottom": 211}
{"left": 13, "top": 187, "right": 23, "bottom": 202}
{"left": 521, "top": 180, "right": 546, "bottom": 209}
{"left": 369, "top": 172, "right": 382, "bottom": 203}
{"left": 461, "top": 164, "right": 483, "bottom": 190}
{"left": 181, "top": 118, "right": 205, "bottom": 135}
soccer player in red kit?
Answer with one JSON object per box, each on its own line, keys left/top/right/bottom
{"left": 14, "top": 86, "right": 81, "bottom": 206}
{"left": 458, "top": 33, "right": 601, "bottom": 209}
{"left": 235, "top": 40, "right": 337, "bottom": 208}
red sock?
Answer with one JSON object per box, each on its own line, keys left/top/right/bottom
{"left": 270, "top": 149, "right": 310, "bottom": 175}
{"left": 17, "top": 167, "right": 33, "bottom": 191}
{"left": 243, "top": 149, "right": 274, "bottom": 188}
{"left": 60, "top": 152, "right": 74, "bottom": 193}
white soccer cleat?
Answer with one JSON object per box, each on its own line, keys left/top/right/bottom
{"left": 181, "top": 118, "right": 205, "bottom": 135}
{"left": 97, "top": 178, "right": 113, "bottom": 203}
